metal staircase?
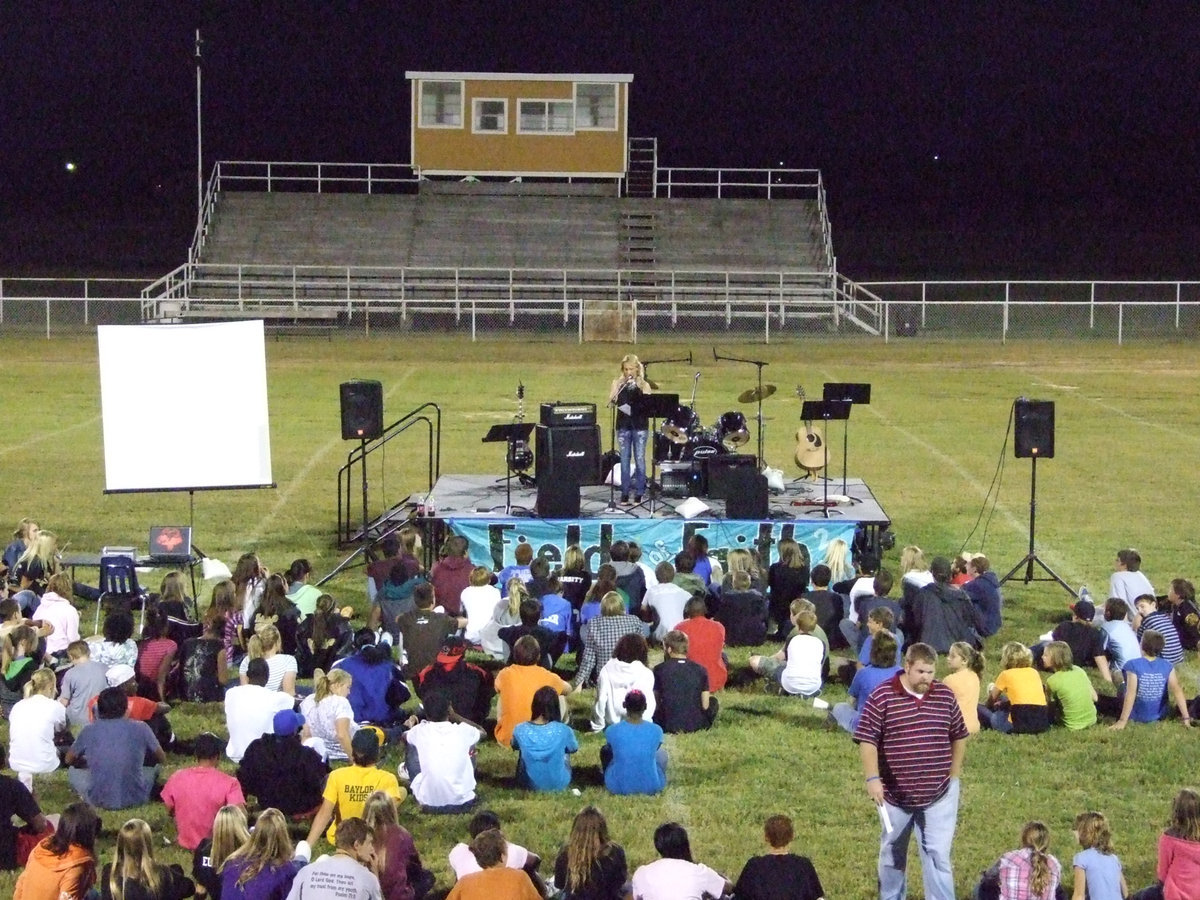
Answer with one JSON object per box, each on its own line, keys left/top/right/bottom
{"left": 625, "top": 138, "right": 657, "bottom": 197}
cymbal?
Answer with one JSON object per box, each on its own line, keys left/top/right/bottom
{"left": 662, "top": 424, "right": 690, "bottom": 444}
{"left": 738, "top": 384, "right": 777, "bottom": 404}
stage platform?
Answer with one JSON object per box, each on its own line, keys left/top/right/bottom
{"left": 410, "top": 473, "right": 892, "bottom": 572}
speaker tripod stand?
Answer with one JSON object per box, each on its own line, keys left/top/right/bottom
{"left": 999, "top": 453, "right": 1074, "bottom": 596}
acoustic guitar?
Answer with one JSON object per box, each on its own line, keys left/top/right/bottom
{"left": 794, "top": 385, "right": 827, "bottom": 475}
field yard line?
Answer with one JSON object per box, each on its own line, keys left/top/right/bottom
{"left": 242, "top": 373, "right": 415, "bottom": 545}
{"left": 857, "top": 402, "right": 1082, "bottom": 583}
{"left": 1033, "top": 382, "right": 1200, "bottom": 444}
{"left": 0, "top": 415, "right": 101, "bottom": 456}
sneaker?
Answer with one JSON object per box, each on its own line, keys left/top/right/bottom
{"left": 634, "top": 495, "right": 643, "bottom": 503}
{"left": 397, "top": 762, "right": 411, "bottom": 783}
{"left": 620, "top": 495, "right": 631, "bottom": 505}
{"left": 1077, "top": 584, "right": 1092, "bottom": 603}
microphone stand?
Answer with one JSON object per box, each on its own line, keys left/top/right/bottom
{"left": 639, "top": 352, "right": 692, "bottom": 514}
{"left": 713, "top": 346, "right": 769, "bottom": 468}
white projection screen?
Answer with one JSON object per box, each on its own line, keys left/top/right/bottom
{"left": 98, "top": 321, "right": 274, "bottom": 492}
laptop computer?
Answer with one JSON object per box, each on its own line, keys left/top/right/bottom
{"left": 148, "top": 526, "right": 193, "bottom": 564}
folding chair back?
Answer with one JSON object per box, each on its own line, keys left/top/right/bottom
{"left": 95, "top": 555, "right": 149, "bottom": 634}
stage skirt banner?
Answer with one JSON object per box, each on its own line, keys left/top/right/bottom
{"left": 446, "top": 516, "right": 861, "bottom": 573}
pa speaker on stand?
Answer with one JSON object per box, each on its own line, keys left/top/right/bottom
{"left": 340, "top": 380, "right": 384, "bottom": 441}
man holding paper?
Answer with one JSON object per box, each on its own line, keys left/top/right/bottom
{"left": 853, "top": 642, "right": 968, "bottom": 900}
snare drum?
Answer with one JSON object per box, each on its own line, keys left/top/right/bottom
{"left": 661, "top": 405, "right": 700, "bottom": 444}
{"left": 716, "top": 410, "right": 750, "bottom": 450}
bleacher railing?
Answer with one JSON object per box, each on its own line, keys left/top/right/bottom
{"left": 7, "top": 276, "right": 1200, "bottom": 345}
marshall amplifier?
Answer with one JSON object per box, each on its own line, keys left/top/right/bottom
{"left": 540, "top": 402, "right": 597, "bottom": 428}
{"left": 535, "top": 424, "right": 601, "bottom": 485}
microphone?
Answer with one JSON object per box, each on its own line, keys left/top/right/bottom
{"left": 694, "top": 372, "right": 701, "bottom": 382}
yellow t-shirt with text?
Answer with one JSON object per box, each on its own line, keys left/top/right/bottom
{"left": 322, "top": 764, "right": 405, "bottom": 844}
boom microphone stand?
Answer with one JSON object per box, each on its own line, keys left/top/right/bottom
{"left": 713, "top": 347, "right": 770, "bottom": 468}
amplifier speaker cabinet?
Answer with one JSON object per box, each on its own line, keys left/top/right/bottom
{"left": 536, "top": 477, "right": 581, "bottom": 518}
{"left": 540, "top": 402, "right": 597, "bottom": 428}
{"left": 1014, "top": 399, "right": 1055, "bottom": 459}
{"left": 710, "top": 465, "right": 769, "bottom": 519}
{"left": 339, "top": 380, "right": 383, "bottom": 440}
{"left": 535, "top": 424, "right": 601, "bottom": 486}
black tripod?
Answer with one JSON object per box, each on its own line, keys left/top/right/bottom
{"left": 999, "top": 453, "right": 1074, "bottom": 596}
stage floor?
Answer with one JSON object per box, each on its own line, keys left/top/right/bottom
{"left": 408, "top": 473, "right": 892, "bottom": 568}
{"left": 424, "top": 473, "right": 890, "bottom": 525}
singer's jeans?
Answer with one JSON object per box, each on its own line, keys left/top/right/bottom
{"left": 617, "top": 428, "right": 648, "bottom": 498}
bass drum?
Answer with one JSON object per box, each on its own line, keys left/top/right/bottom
{"left": 682, "top": 434, "right": 725, "bottom": 461}
{"left": 715, "top": 411, "right": 750, "bottom": 450}
{"left": 661, "top": 405, "right": 701, "bottom": 444}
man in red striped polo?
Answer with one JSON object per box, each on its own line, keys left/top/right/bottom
{"left": 853, "top": 642, "right": 969, "bottom": 900}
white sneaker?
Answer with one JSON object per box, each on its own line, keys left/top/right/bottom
{"left": 397, "top": 762, "right": 410, "bottom": 783}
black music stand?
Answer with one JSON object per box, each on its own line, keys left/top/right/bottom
{"left": 483, "top": 423, "right": 535, "bottom": 515}
{"left": 800, "top": 400, "right": 851, "bottom": 517}
{"left": 629, "top": 393, "right": 679, "bottom": 514}
{"left": 823, "top": 382, "right": 871, "bottom": 493}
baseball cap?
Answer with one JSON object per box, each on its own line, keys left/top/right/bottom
{"left": 1070, "top": 598, "right": 1095, "bottom": 621}
{"left": 105, "top": 664, "right": 136, "bottom": 688}
{"left": 273, "top": 709, "right": 306, "bottom": 736}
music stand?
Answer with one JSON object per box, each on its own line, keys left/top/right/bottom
{"left": 800, "top": 400, "right": 851, "bottom": 517}
{"left": 823, "top": 382, "right": 871, "bottom": 493}
{"left": 629, "top": 393, "right": 679, "bottom": 514}
{"left": 483, "top": 423, "right": 535, "bottom": 515}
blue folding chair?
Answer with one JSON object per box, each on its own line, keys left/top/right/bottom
{"left": 95, "top": 555, "right": 150, "bottom": 635}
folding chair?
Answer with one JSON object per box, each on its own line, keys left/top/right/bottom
{"left": 95, "top": 554, "right": 150, "bottom": 634}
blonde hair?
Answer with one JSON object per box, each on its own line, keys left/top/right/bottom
{"left": 247, "top": 623, "right": 281, "bottom": 659}
{"left": 314, "top": 667, "right": 352, "bottom": 703}
{"left": 999, "top": 641, "right": 1033, "bottom": 670}
{"left": 209, "top": 806, "right": 250, "bottom": 873}
{"left": 158, "top": 571, "right": 188, "bottom": 606}
{"left": 600, "top": 590, "right": 626, "bottom": 617}
{"left": 469, "top": 565, "right": 492, "bottom": 587}
{"left": 45, "top": 571, "right": 73, "bottom": 597}
{"left": 777, "top": 539, "right": 809, "bottom": 569}
{"left": 725, "top": 548, "right": 760, "bottom": 583}
{"left": 1074, "top": 811, "right": 1114, "bottom": 854}
{"left": 109, "top": 819, "right": 162, "bottom": 900}
{"left": 899, "top": 545, "right": 926, "bottom": 575}
{"left": 619, "top": 354, "right": 643, "bottom": 378}
{"left": 25, "top": 667, "right": 56, "bottom": 699}
{"left": 563, "top": 545, "right": 587, "bottom": 574}
{"left": 822, "top": 538, "right": 853, "bottom": 583}
{"left": 1043, "top": 641, "right": 1074, "bottom": 672}
{"left": 362, "top": 791, "right": 399, "bottom": 873}
{"left": 949, "top": 641, "right": 984, "bottom": 677}
{"left": 223, "top": 808, "right": 293, "bottom": 887}
{"left": 16, "top": 532, "right": 59, "bottom": 577}
{"left": 505, "top": 578, "right": 529, "bottom": 618}
{"left": 1019, "top": 822, "right": 1055, "bottom": 898}
{"left": 12, "top": 517, "right": 37, "bottom": 541}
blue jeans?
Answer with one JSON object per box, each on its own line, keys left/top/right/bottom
{"left": 878, "top": 777, "right": 960, "bottom": 900}
{"left": 617, "top": 428, "right": 648, "bottom": 498}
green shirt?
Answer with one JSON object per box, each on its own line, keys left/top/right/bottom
{"left": 1047, "top": 665, "right": 1097, "bottom": 730}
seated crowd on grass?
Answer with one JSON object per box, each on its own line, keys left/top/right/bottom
{"left": 2, "top": 517, "right": 1199, "bottom": 899}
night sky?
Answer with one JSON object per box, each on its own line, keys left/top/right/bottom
{"left": 2, "top": 1, "right": 1198, "bottom": 278}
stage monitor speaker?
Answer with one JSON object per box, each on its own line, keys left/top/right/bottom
{"left": 340, "top": 380, "right": 383, "bottom": 440}
{"left": 536, "top": 478, "right": 581, "bottom": 518}
{"left": 719, "top": 468, "right": 769, "bottom": 519}
{"left": 535, "top": 424, "right": 601, "bottom": 485}
{"left": 1014, "top": 399, "right": 1055, "bottom": 459}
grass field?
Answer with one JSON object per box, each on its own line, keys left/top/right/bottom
{"left": 2, "top": 334, "right": 1198, "bottom": 899}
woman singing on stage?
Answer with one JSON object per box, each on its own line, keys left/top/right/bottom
{"left": 608, "top": 354, "right": 652, "bottom": 504}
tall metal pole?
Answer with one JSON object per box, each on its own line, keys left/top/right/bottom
{"left": 195, "top": 29, "right": 203, "bottom": 220}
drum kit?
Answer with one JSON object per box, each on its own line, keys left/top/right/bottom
{"left": 653, "top": 383, "right": 759, "bottom": 464}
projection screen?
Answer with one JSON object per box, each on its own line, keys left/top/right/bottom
{"left": 97, "top": 321, "right": 274, "bottom": 493}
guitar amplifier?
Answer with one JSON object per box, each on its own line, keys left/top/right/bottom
{"left": 535, "top": 424, "right": 601, "bottom": 485}
{"left": 540, "top": 402, "right": 597, "bottom": 428}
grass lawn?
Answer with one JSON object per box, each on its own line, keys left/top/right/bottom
{"left": 1, "top": 334, "right": 1198, "bottom": 899}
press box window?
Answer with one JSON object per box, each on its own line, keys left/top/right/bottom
{"left": 473, "top": 99, "right": 507, "bottom": 133}
{"left": 575, "top": 83, "right": 617, "bottom": 129}
{"left": 518, "top": 99, "right": 574, "bottom": 134}
{"left": 419, "top": 81, "right": 462, "bottom": 128}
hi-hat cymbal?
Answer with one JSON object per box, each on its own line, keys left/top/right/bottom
{"left": 662, "top": 424, "right": 690, "bottom": 444}
{"left": 738, "top": 384, "right": 777, "bottom": 404}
